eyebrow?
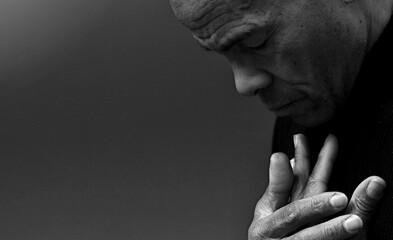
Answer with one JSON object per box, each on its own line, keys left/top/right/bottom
{"left": 195, "top": 29, "right": 253, "bottom": 53}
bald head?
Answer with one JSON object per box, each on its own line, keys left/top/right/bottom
{"left": 170, "top": 0, "right": 269, "bottom": 50}
{"left": 169, "top": 0, "right": 393, "bottom": 126}
{"left": 170, "top": 0, "right": 255, "bottom": 26}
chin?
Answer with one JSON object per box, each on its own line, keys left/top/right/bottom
{"left": 290, "top": 109, "right": 334, "bottom": 127}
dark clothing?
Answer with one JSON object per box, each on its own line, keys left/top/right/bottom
{"left": 272, "top": 18, "right": 393, "bottom": 238}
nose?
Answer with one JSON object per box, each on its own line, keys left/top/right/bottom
{"left": 231, "top": 61, "right": 273, "bottom": 96}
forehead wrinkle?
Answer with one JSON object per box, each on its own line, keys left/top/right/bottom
{"left": 192, "top": 11, "right": 242, "bottom": 39}
{"left": 177, "top": 0, "right": 254, "bottom": 40}
{"left": 185, "top": 2, "right": 227, "bottom": 30}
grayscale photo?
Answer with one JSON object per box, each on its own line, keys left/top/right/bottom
{"left": 0, "top": 0, "right": 392, "bottom": 239}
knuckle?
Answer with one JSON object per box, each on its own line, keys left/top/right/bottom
{"left": 289, "top": 222, "right": 344, "bottom": 240}
{"left": 252, "top": 205, "right": 298, "bottom": 239}
{"left": 248, "top": 219, "right": 272, "bottom": 239}
{"left": 304, "top": 176, "right": 323, "bottom": 196}
{"left": 248, "top": 223, "right": 259, "bottom": 240}
{"left": 308, "top": 176, "right": 319, "bottom": 188}
{"left": 280, "top": 204, "right": 298, "bottom": 226}
{"left": 311, "top": 196, "right": 327, "bottom": 215}
{"left": 352, "top": 195, "right": 375, "bottom": 217}
{"left": 321, "top": 223, "right": 343, "bottom": 239}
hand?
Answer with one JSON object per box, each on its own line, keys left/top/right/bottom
{"left": 345, "top": 176, "right": 386, "bottom": 240}
{"left": 248, "top": 134, "right": 386, "bottom": 240}
{"left": 292, "top": 134, "right": 386, "bottom": 239}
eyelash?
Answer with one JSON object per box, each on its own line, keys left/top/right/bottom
{"left": 239, "top": 39, "right": 268, "bottom": 51}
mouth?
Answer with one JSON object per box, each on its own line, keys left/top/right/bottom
{"left": 267, "top": 102, "right": 293, "bottom": 111}
{"left": 266, "top": 98, "right": 305, "bottom": 116}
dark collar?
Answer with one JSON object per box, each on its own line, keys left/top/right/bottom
{"left": 316, "top": 16, "right": 393, "bottom": 133}
{"left": 344, "top": 16, "right": 393, "bottom": 112}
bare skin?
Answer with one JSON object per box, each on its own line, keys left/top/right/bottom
{"left": 169, "top": 0, "right": 391, "bottom": 238}
{"left": 249, "top": 135, "right": 386, "bottom": 239}
{"left": 170, "top": 0, "right": 393, "bottom": 127}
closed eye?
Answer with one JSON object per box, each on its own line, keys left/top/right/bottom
{"left": 239, "top": 30, "right": 269, "bottom": 51}
{"left": 239, "top": 39, "right": 268, "bottom": 51}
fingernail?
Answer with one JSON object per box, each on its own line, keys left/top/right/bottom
{"left": 367, "top": 180, "right": 386, "bottom": 199}
{"left": 330, "top": 193, "right": 348, "bottom": 208}
{"left": 293, "top": 134, "right": 298, "bottom": 148}
{"left": 344, "top": 215, "right": 363, "bottom": 233}
{"left": 290, "top": 158, "right": 295, "bottom": 169}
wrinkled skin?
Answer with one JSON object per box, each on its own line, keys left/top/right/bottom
{"left": 170, "top": 0, "right": 391, "bottom": 238}
{"left": 170, "top": 0, "right": 369, "bottom": 127}
{"left": 247, "top": 134, "right": 386, "bottom": 239}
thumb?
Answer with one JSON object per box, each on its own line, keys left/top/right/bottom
{"left": 346, "top": 176, "right": 386, "bottom": 226}
{"left": 256, "top": 153, "right": 293, "bottom": 218}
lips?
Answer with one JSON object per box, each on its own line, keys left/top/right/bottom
{"left": 266, "top": 101, "right": 293, "bottom": 111}
{"left": 265, "top": 98, "right": 305, "bottom": 116}
{"left": 266, "top": 99, "right": 297, "bottom": 111}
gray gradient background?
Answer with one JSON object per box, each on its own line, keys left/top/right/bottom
{"left": 0, "top": 1, "right": 275, "bottom": 239}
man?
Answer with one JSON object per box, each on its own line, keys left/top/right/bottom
{"left": 170, "top": 0, "right": 393, "bottom": 239}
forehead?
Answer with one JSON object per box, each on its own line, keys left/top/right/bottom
{"left": 171, "top": 0, "right": 275, "bottom": 50}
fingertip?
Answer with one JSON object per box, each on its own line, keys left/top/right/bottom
{"left": 266, "top": 152, "right": 294, "bottom": 211}
{"left": 330, "top": 193, "right": 348, "bottom": 209}
{"left": 298, "top": 133, "right": 307, "bottom": 138}
{"left": 367, "top": 177, "right": 386, "bottom": 200}
{"left": 296, "top": 133, "right": 306, "bottom": 146}
{"left": 324, "top": 134, "right": 338, "bottom": 145}
{"left": 344, "top": 215, "right": 363, "bottom": 233}
{"left": 270, "top": 152, "right": 289, "bottom": 164}
{"left": 295, "top": 134, "right": 310, "bottom": 156}
{"left": 368, "top": 176, "right": 386, "bottom": 186}
{"left": 315, "top": 134, "right": 338, "bottom": 170}
{"left": 323, "top": 134, "right": 338, "bottom": 150}
{"left": 269, "top": 153, "right": 292, "bottom": 178}
{"left": 293, "top": 134, "right": 299, "bottom": 148}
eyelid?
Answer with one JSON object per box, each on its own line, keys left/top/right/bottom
{"left": 195, "top": 26, "right": 270, "bottom": 53}
{"left": 240, "top": 31, "right": 269, "bottom": 50}
{"left": 240, "top": 38, "right": 268, "bottom": 51}
{"left": 196, "top": 27, "right": 255, "bottom": 52}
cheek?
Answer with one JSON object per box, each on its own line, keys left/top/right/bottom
{"left": 277, "top": 20, "right": 353, "bottom": 100}
{"left": 264, "top": 20, "right": 323, "bottom": 81}
{"left": 270, "top": 28, "right": 341, "bottom": 115}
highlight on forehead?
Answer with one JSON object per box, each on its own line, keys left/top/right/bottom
{"left": 170, "top": 0, "right": 256, "bottom": 39}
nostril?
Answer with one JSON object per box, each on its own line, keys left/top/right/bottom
{"left": 236, "top": 84, "right": 264, "bottom": 97}
{"left": 252, "top": 89, "right": 260, "bottom": 96}
{"left": 237, "top": 87, "right": 258, "bottom": 97}
{"left": 250, "top": 90, "right": 258, "bottom": 96}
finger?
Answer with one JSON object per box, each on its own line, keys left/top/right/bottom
{"left": 285, "top": 214, "right": 363, "bottom": 240}
{"left": 251, "top": 192, "right": 349, "bottom": 238}
{"left": 346, "top": 176, "right": 386, "bottom": 226}
{"left": 255, "top": 153, "right": 293, "bottom": 218}
{"left": 291, "top": 134, "right": 310, "bottom": 200}
{"left": 304, "top": 134, "right": 338, "bottom": 197}
{"left": 290, "top": 158, "right": 295, "bottom": 170}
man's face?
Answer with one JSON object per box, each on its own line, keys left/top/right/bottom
{"left": 171, "top": 0, "right": 368, "bottom": 126}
